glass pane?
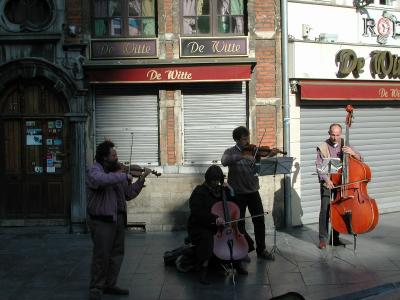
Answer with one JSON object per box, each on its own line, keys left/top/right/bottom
{"left": 183, "top": 0, "right": 195, "bottom": 16}
{"left": 183, "top": 17, "right": 196, "bottom": 34}
{"left": 109, "top": 0, "right": 121, "bottom": 16}
{"left": 197, "top": 0, "right": 209, "bottom": 15}
{"left": 128, "top": 18, "right": 141, "bottom": 35}
{"left": 95, "top": 19, "right": 108, "bottom": 36}
{"left": 142, "top": 0, "right": 154, "bottom": 16}
{"left": 231, "top": 0, "right": 243, "bottom": 15}
{"left": 142, "top": 18, "right": 155, "bottom": 35}
{"left": 232, "top": 16, "right": 244, "bottom": 33}
{"left": 111, "top": 18, "right": 122, "bottom": 35}
{"left": 218, "top": 0, "right": 230, "bottom": 15}
{"left": 94, "top": 0, "right": 108, "bottom": 17}
{"left": 198, "top": 16, "right": 210, "bottom": 33}
{"left": 218, "top": 16, "right": 230, "bottom": 33}
{"left": 129, "top": 0, "right": 140, "bottom": 16}
{"left": 29, "top": 0, "right": 51, "bottom": 24}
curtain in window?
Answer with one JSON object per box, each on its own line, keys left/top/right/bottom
{"left": 129, "top": 0, "right": 141, "bottom": 16}
{"left": 232, "top": 16, "right": 243, "bottom": 33}
{"left": 129, "top": 18, "right": 140, "bottom": 35}
{"left": 143, "top": 18, "right": 155, "bottom": 35}
{"left": 231, "top": 0, "right": 243, "bottom": 15}
{"left": 94, "top": 0, "right": 107, "bottom": 17}
{"left": 183, "top": 0, "right": 195, "bottom": 16}
{"left": 109, "top": 0, "right": 121, "bottom": 16}
{"left": 142, "top": 0, "right": 154, "bottom": 16}
{"left": 217, "top": 0, "right": 230, "bottom": 15}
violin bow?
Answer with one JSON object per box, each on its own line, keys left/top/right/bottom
{"left": 212, "top": 212, "right": 269, "bottom": 225}
{"left": 253, "top": 128, "right": 267, "bottom": 161}
{"left": 128, "top": 132, "right": 134, "bottom": 175}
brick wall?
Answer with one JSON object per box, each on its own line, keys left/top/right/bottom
{"left": 255, "top": 0, "right": 276, "bottom": 32}
{"left": 256, "top": 105, "right": 276, "bottom": 147}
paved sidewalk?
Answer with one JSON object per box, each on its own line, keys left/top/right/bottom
{"left": 1, "top": 213, "right": 400, "bottom": 300}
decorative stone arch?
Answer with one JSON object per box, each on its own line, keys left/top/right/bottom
{"left": 0, "top": 58, "right": 88, "bottom": 231}
{"left": 0, "top": 58, "right": 80, "bottom": 111}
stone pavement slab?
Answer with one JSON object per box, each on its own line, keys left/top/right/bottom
{"left": 1, "top": 213, "right": 400, "bottom": 300}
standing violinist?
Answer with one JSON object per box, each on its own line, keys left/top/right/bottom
{"left": 86, "top": 140, "right": 151, "bottom": 300}
{"left": 316, "top": 124, "right": 362, "bottom": 249}
{"left": 221, "top": 126, "right": 279, "bottom": 260}
{"left": 187, "top": 165, "right": 248, "bottom": 285}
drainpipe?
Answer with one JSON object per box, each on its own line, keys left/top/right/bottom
{"left": 281, "top": 0, "right": 292, "bottom": 227}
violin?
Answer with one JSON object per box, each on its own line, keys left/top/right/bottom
{"left": 242, "top": 144, "right": 287, "bottom": 157}
{"left": 117, "top": 163, "right": 162, "bottom": 178}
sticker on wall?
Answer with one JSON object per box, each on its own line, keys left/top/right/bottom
{"left": 26, "top": 128, "right": 43, "bottom": 145}
{"left": 26, "top": 121, "right": 36, "bottom": 127}
{"left": 55, "top": 120, "right": 63, "bottom": 129}
{"left": 46, "top": 166, "right": 56, "bottom": 173}
{"left": 46, "top": 139, "right": 53, "bottom": 145}
{"left": 48, "top": 121, "right": 54, "bottom": 129}
{"left": 34, "top": 166, "right": 43, "bottom": 173}
{"left": 47, "top": 159, "right": 54, "bottom": 167}
{"left": 54, "top": 139, "right": 62, "bottom": 145}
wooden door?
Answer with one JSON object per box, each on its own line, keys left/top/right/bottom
{"left": 0, "top": 81, "right": 70, "bottom": 220}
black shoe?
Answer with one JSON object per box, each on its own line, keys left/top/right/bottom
{"left": 257, "top": 249, "right": 275, "bottom": 260}
{"left": 332, "top": 239, "right": 346, "bottom": 247}
{"left": 89, "top": 288, "right": 102, "bottom": 300}
{"left": 199, "top": 267, "right": 210, "bottom": 285}
{"left": 103, "top": 286, "right": 129, "bottom": 295}
{"left": 235, "top": 262, "right": 248, "bottom": 275}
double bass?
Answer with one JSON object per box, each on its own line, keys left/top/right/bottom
{"left": 330, "top": 105, "right": 379, "bottom": 239}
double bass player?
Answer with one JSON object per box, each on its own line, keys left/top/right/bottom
{"left": 315, "top": 123, "right": 362, "bottom": 249}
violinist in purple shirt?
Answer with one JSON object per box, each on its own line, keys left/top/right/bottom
{"left": 86, "top": 140, "right": 151, "bottom": 300}
{"left": 315, "top": 124, "right": 362, "bottom": 250}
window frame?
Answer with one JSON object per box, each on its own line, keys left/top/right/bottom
{"left": 91, "top": 0, "right": 157, "bottom": 38}
{"left": 180, "top": 0, "right": 247, "bottom": 37}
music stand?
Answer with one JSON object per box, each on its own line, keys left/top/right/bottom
{"left": 256, "top": 157, "right": 295, "bottom": 264}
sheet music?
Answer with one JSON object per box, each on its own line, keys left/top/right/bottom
{"left": 317, "top": 158, "right": 342, "bottom": 175}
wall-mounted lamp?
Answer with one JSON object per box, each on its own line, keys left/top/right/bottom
{"left": 302, "top": 24, "right": 311, "bottom": 40}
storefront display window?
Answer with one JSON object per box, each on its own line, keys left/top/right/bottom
{"left": 182, "top": 0, "right": 245, "bottom": 35}
{"left": 93, "top": 0, "right": 156, "bottom": 37}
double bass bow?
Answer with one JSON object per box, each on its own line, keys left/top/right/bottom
{"left": 330, "top": 105, "right": 379, "bottom": 240}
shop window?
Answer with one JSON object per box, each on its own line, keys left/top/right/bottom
{"left": 182, "top": 0, "right": 246, "bottom": 36}
{"left": 93, "top": 0, "right": 156, "bottom": 37}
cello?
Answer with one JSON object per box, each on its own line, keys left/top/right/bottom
{"left": 330, "top": 105, "right": 379, "bottom": 246}
{"left": 211, "top": 184, "right": 248, "bottom": 283}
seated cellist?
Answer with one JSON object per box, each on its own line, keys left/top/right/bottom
{"left": 187, "top": 165, "right": 248, "bottom": 285}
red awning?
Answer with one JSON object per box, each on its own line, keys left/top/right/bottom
{"left": 299, "top": 80, "right": 400, "bottom": 101}
{"left": 87, "top": 65, "right": 252, "bottom": 84}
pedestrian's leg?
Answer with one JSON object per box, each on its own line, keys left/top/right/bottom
{"left": 105, "top": 214, "right": 125, "bottom": 289}
{"left": 319, "top": 185, "right": 331, "bottom": 243}
{"left": 89, "top": 219, "right": 116, "bottom": 291}
{"left": 247, "top": 192, "right": 267, "bottom": 255}
{"left": 235, "top": 194, "right": 255, "bottom": 252}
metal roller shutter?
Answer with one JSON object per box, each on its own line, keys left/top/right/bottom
{"left": 300, "top": 105, "right": 400, "bottom": 225}
{"left": 182, "top": 82, "right": 247, "bottom": 164}
{"left": 94, "top": 88, "right": 159, "bottom": 166}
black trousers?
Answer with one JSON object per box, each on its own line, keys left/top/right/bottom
{"left": 319, "top": 184, "right": 340, "bottom": 242}
{"left": 188, "top": 229, "right": 214, "bottom": 264}
{"left": 89, "top": 213, "right": 125, "bottom": 290}
{"left": 236, "top": 191, "right": 266, "bottom": 254}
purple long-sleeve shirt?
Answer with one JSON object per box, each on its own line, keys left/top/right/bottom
{"left": 315, "top": 139, "right": 361, "bottom": 183}
{"left": 86, "top": 162, "right": 145, "bottom": 222}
